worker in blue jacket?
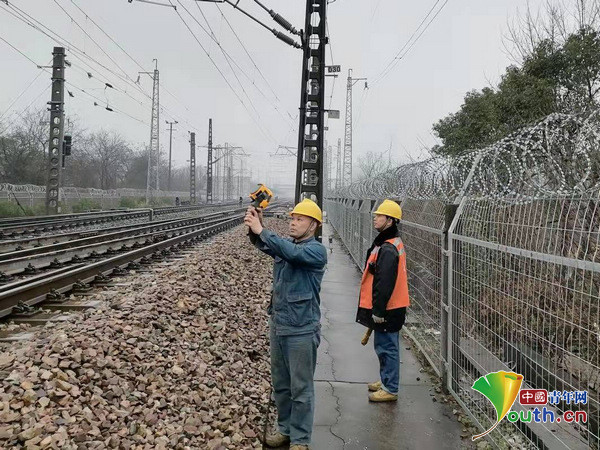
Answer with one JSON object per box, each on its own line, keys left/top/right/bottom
{"left": 245, "top": 199, "right": 327, "bottom": 450}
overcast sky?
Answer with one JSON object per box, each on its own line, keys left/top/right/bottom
{"left": 0, "top": 0, "right": 546, "bottom": 188}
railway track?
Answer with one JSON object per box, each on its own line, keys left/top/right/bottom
{"left": 0, "top": 206, "right": 241, "bottom": 254}
{"left": 0, "top": 202, "right": 237, "bottom": 239}
{"left": 0, "top": 213, "right": 206, "bottom": 254}
{"left": 0, "top": 208, "right": 242, "bottom": 276}
{"left": 0, "top": 209, "right": 246, "bottom": 319}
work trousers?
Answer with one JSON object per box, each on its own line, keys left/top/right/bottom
{"left": 269, "top": 323, "right": 320, "bottom": 445}
{"left": 374, "top": 330, "right": 400, "bottom": 394}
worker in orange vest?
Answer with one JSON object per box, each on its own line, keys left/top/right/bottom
{"left": 356, "top": 199, "right": 409, "bottom": 402}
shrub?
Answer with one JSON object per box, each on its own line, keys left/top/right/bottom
{"left": 148, "top": 197, "right": 174, "bottom": 207}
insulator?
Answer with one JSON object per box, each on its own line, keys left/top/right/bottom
{"left": 272, "top": 30, "right": 302, "bottom": 49}
{"left": 270, "top": 11, "right": 299, "bottom": 35}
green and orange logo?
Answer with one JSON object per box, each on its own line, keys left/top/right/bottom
{"left": 471, "top": 371, "right": 524, "bottom": 440}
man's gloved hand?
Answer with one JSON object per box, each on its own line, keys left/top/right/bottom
{"left": 372, "top": 315, "right": 385, "bottom": 324}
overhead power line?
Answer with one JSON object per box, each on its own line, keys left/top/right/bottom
{"left": 189, "top": 1, "right": 295, "bottom": 129}
{"left": 66, "top": 80, "right": 149, "bottom": 125}
{"left": 167, "top": 0, "right": 277, "bottom": 144}
{"left": 69, "top": 0, "right": 147, "bottom": 72}
{"left": 0, "top": 32, "right": 149, "bottom": 126}
{"left": 325, "top": 18, "right": 337, "bottom": 113}
{"left": 215, "top": 3, "right": 281, "bottom": 102}
{"left": 68, "top": 62, "right": 148, "bottom": 108}
{"left": 0, "top": 34, "right": 40, "bottom": 67}
{"left": 183, "top": 0, "right": 263, "bottom": 121}
{"left": 129, "top": 0, "right": 175, "bottom": 8}
{"left": 0, "top": 83, "right": 51, "bottom": 136}
{"left": 0, "top": 70, "right": 45, "bottom": 122}
{"left": 3, "top": 1, "right": 199, "bottom": 132}
{"left": 371, "top": 0, "right": 450, "bottom": 87}
{"left": 198, "top": 0, "right": 301, "bottom": 48}
{"left": 2, "top": 2, "right": 150, "bottom": 100}
{"left": 166, "top": 2, "right": 246, "bottom": 107}
{"left": 51, "top": 0, "right": 133, "bottom": 81}
{"left": 68, "top": 0, "right": 201, "bottom": 132}
{"left": 372, "top": 0, "right": 443, "bottom": 82}
{"left": 3, "top": 4, "right": 152, "bottom": 115}
{"left": 6, "top": 0, "right": 184, "bottom": 131}
{"left": 353, "top": 88, "right": 369, "bottom": 130}
{"left": 252, "top": 0, "right": 301, "bottom": 36}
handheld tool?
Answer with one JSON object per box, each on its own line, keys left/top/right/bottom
{"left": 249, "top": 184, "right": 273, "bottom": 209}
{"left": 361, "top": 328, "right": 373, "bottom": 345}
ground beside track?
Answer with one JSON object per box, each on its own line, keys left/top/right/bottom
{"left": 0, "top": 220, "right": 285, "bottom": 449}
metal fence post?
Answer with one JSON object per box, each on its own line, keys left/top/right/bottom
{"left": 357, "top": 200, "right": 363, "bottom": 261}
{"left": 446, "top": 152, "right": 482, "bottom": 393}
{"left": 441, "top": 203, "right": 458, "bottom": 393}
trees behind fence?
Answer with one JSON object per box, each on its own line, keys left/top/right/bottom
{"left": 0, "top": 109, "right": 206, "bottom": 193}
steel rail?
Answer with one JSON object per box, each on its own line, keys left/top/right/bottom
{"left": 0, "top": 208, "right": 144, "bottom": 226}
{"left": 0, "top": 212, "right": 244, "bottom": 277}
{"left": 0, "top": 211, "right": 151, "bottom": 237}
{"left": 0, "top": 215, "right": 243, "bottom": 319}
{"left": 0, "top": 202, "right": 237, "bottom": 227}
{"left": 0, "top": 203, "right": 238, "bottom": 237}
{"left": 0, "top": 208, "right": 243, "bottom": 256}
{"left": 0, "top": 215, "right": 178, "bottom": 254}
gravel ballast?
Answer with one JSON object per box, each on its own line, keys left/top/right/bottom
{"left": 0, "top": 219, "right": 289, "bottom": 449}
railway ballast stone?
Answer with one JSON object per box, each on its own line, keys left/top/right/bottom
{"left": 0, "top": 219, "right": 289, "bottom": 449}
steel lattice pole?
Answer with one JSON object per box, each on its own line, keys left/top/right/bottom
{"left": 343, "top": 69, "right": 353, "bottom": 187}
{"left": 294, "top": 0, "right": 327, "bottom": 236}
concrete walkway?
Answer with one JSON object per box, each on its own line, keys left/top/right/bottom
{"left": 310, "top": 224, "right": 464, "bottom": 450}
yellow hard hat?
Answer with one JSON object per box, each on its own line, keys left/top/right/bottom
{"left": 290, "top": 198, "right": 323, "bottom": 223}
{"left": 373, "top": 199, "right": 402, "bottom": 220}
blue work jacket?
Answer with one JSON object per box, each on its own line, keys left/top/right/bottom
{"left": 251, "top": 229, "right": 327, "bottom": 336}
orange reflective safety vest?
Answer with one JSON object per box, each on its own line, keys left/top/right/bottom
{"left": 359, "top": 237, "right": 410, "bottom": 311}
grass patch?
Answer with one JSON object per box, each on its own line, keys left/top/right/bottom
{"left": 119, "top": 197, "right": 146, "bottom": 209}
{"left": 0, "top": 202, "right": 46, "bottom": 218}
{"left": 148, "top": 197, "right": 174, "bottom": 207}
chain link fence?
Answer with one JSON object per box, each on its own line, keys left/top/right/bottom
{"left": 326, "top": 112, "right": 600, "bottom": 449}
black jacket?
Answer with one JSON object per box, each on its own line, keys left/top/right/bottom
{"left": 356, "top": 225, "right": 407, "bottom": 333}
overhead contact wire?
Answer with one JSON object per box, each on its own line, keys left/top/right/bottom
{"left": 168, "top": 0, "right": 277, "bottom": 144}
{"left": 69, "top": 0, "right": 202, "bottom": 132}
